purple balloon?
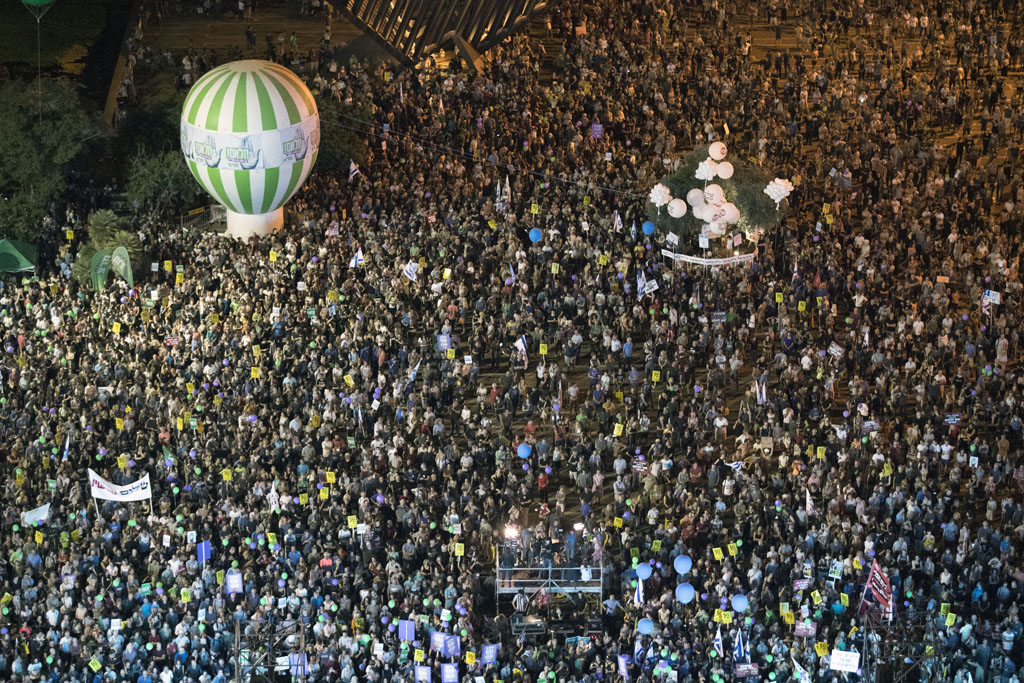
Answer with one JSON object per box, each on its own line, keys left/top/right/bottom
{"left": 128, "top": 459, "right": 135, "bottom": 467}
{"left": 375, "top": 494, "right": 385, "bottom": 503}
{"left": 523, "top": 464, "right": 529, "bottom": 471}
{"left": 279, "top": 580, "right": 286, "bottom": 588}
{"left": 312, "top": 257, "right": 319, "bottom": 263}
{"left": 544, "top": 466, "right": 552, "bottom": 474}
{"left": 223, "top": 359, "right": 230, "bottom": 366}
{"left": 249, "top": 415, "right": 258, "bottom": 423}
{"left": 99, "top": 448, "right": 107, "bottom": 456}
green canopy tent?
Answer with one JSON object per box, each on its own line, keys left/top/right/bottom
{"left": 0, "top": 240, "right": 38, "bottom": 273}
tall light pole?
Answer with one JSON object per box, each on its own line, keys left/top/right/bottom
{"left": 21, "top": 0, "right": 56, "bottom": 126}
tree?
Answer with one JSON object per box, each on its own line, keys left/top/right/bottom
{"left": 125, "top": 151, "right": 201, "bottom": 216}
{"left": 73, "top": 211, "right": 148, "bottom": 289}
{"left": 314, "top": 95, "right": 369, "bottom": 173}
{"left": 0, "top": 78, "right": 103, "bottom": 240}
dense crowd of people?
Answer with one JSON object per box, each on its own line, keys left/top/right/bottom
{"left": 4, "top": 0, "right": 1024, "bottom": 681}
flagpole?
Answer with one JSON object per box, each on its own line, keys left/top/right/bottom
{"left": 92, "top": 495, "right": 100, "bottom": 518}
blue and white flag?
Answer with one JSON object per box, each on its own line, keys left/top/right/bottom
{"left": 733, "top": 628, "right": 748, "bottom": 662}
{"left": 408, "top": 361, "right": 421, "bottom": 385}
{"left": 630, "top": 219, "right": 637, "bottom": 242}
{"left": 509, "top": 263, "right": 516, "bottom": 282}
{"left": 633, "top": 577, "right": 644, "bottom": 606}
{"left": 349, "top": 248, "right": 364, "bottom": 268}
{"left": 637, "top": 270, "right": 648, "bottom": 299}
{"left": 713, "top": 624, "right": 724, "bottom": 659}
{"left": 403, "top": 260, "right": 419, "bottom": 281}
{"left": 61, "top": 434, "right": 70, "bottom": 462}
{"left": 613, "top": 210, "right": 623, "bottom": 233}
{"left": 514, "top": 335, "right": 528, "bottom": 360}
{"left": 349, "top": 160, "right": 361, "bottom": 182}
{"left": 724, "top": 460, "right": 746, "bottom": 471}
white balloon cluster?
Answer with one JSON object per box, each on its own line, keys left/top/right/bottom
{"left": 764, "top": 178, "right": 794, "bottom": 206}
{"left": 647, "top": 142, "right": 741, "bottom": 239}
{"left": 649, "top": 183, "right": 672, "bottom": 208}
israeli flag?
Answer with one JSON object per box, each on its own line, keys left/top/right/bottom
{"left": 62, "top": 434, "right": 70, "bottom": 462}
{"left": 637, "top": 270, "right": 648, "bottom": 299}
{"left": 513, "top": 336, "right": 528, "bottom": 363}
{"left": 725, "top": 460, "right": 746, "bottom": 471}
{"left": 633, "top": 577, "right": 644, "bottom": 606}
{"left": 349, "top": 248, "right": 364, "bottom": 269}
{"left": 509, "top": 263, "right": 516, "bottom": 282}
{"left": 713, "top": 624, "right": 724, "bottom": 659}
{"left": 408, "top": 361, "right": 421, "bottom": 385}
{"left": 403, "top": 260, "right": 419, "bottom": 281}
{"left": 348, "top": 160, "right": 361, "bottom": 182}
{"left": 733, "top": 628, "right": 748, "bottom": 662}
{"left": 613, "top": 210, "right": 623, "bottom": 233}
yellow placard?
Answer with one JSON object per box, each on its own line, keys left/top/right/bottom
{"left": 344, "top": 375, "right": 355, "bottom": 387}
{"left": 66, "top": 229, "right": 75, "bottom": 240}
{"left": 213, "top": 395, "right": 222, "bottom": 406}
{"left": 221, "top": 468, "right": 232, "bottom": 481}
{"left": 455, "top": 543, "right": 465, "bottom": 557}
{"left": 713, "top": 547, "right": 724, "bottom": 561}
{"left": 252, "top": 345, "right": 261, "bottom": 357}
{"left": 583, "top": 195, "right": 591, "bottom": 206}
{"left": 181, "top": 589, "right": 191, "bottom": 604}
{"left": 816, "top": 446, "right": 826, "bottom": 459}
{"left": 798, "top": 300, "right": 807, "bottom": 312}
{"left": 551, "top": 263, "right": 560, "bottom": 274}
{"left": 822, "top": 203, "right": 830, "bottom": 214}
{"left": 814, "top": 642, "right": 829, "bottom": 657}
{"left": 267, "top": 533, "right": 277, "bottom": 546}
{"left": 442, "top": 267, "right": 452, "bottom": 280}
{"left": 141, "top": 309, "right": 151, "bottom": 322}
{"left": 613, "top": 423, "right": 623, "bottom": 437}
{"left": 530, "top": 203, "right": 539, "bottom": 215}
{"left": 811, "top": 590, "right": 822, "bottom": 605}
{"left": 217, "top": 570, "right": 225, "bottom": 584}
{"left": 446, "top": 349, "right": 455, "bottom": 360}
{"left": 299, "top": 494, "right": 309, "bottom": 505}
{"left": 853, "top": 558, "right": 863, "bottom": 570}
{"left": 488, "top": 219, "right": 497, "bottom": 229}
{"left": 613, "top": 517, "right": 623, "bottom": 528}
{"left": 164, "top": 260, "right": 172, "bottom": 272}
{"left": 269, "top": 251, "right": 278, "bottom": 262}
{"left": 175, "top": 272, "right": 184, "bottom": 285}
{"left": 599, "top": 254, "right": 608, "bottom": 266}
{"left": 775, "top": 292, "right": 783, "bottom": 303}
{"left": 115, "top": 418, "right": 124, "bottom": 431}
{"left": 347, "top": 515, "right": 358, "bottom": 529}
{"left": 826, "top": 213, "right": 835, "bottom": 225}
{"left": 35, "top": 531, "right": 43, "bottom": 544}
{"left": 465, "top": 651, "right": 476, "bottom": 666}
{"left": 117, "top": 456, "right": 127, "bottom": 470}
{"left": 210, "top": 313, "right": 220, "bottom": 324}
{"left": 319, "top": 487, "right": 329, "bottom": 500}
{"left": 186, "top": 382, "right": 195, "bottom": 394}
{"left": 251, "top": 367, "right": 261, "bottom": 379}
{"left": 326, "top": 471, "right": 336, "bottom": 483}
{"left": 89, "top": 659, "right": 102, "bottom": 673}
{"left": 728, "top": 542, "right": 738, "bottom": 556}
{"left": 940, "top": 603, "right": 950, "bottom": 616}
{"left": 882, "top": 462, "right": 893, "bottom": 477}
{"left": 176, "top": 418, "right": 184, "bottom": 431}
{"left": 112, "top": 322, "right": 121, "bottom": 334}
{"left": 415, "top": 649, "right": 425, "bottom": 662}
{"left": 539, "top": 343, "right": 548, "bottom": 355}
{"left": 841, "top": 593, "right": 849, "bottom": 607}
{"left": 651, "top": 370, "right": 661, "bottom": 382}
{"left": 946, "top": 612, "right": 956, "bottom": 627}
{"left": 328, "top": 290, "right": 338, "bottom": 302}
{"left": 651, "top": 540, "right": 662, "bottom": 551}
{"left": 784, "top": 612, "right": 795, "bottom": 625}
{"left": 817, "top": 296, "right": 823, "bottom": 306}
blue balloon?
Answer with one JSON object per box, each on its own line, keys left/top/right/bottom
{"left": 731, "top": 594, "right": 749, "bottom": 613}
{"left": 642, "top": 221, "right": 655, "bottom": 235}
{"left": 676, "top": 583, "right": 695, "bottom": 604}
{"left": 517, "top": 444, "right": 532, "bottom": 459}
{"left": 528, "top": 228, "right": 543, "bottom": 243}
{"left": 674, "top": 555, "right": 692, "bottom": 576}
{"left": 637, "top": 618, "right": 654, "bottom": 635}
{"left": 636, "top": 563, "right": 652, "bottom": 580}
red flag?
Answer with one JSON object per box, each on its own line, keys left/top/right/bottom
{"left": 868, "top": 559, "right": 892, "bottom": 615}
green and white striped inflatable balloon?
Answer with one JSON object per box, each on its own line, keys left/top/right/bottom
{"left": 181, "top": 60, "right": 320, "bottom": 217}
